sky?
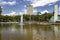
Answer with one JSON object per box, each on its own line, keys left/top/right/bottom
{"left": 0, "top": 0, "right": 60, "bottom": 15}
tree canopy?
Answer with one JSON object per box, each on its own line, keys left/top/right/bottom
{"left": 0, "top": 6, "right": 2, "bottom": 15}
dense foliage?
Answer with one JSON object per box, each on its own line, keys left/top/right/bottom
{"left": 0, "top": 13, "right": 53, "bottom": 22}
{"left": 0, "top": 6, "right": 2, "bottom": 15}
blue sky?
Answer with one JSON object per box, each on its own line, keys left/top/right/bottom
{"left": 0, "top": 0, "right": 60, "bottom": 14}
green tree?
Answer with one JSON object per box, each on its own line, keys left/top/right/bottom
{"left": 14, "top": 15, "right": 20, "bottom": 22}
{"left": 0, "top": 6, "right": 2, "bottom": 15}
{"left": 23, "top": 15, "right": 30, "bottom": 21}
{"left": 37, "top": 12, "right": 41, "bottom": 15}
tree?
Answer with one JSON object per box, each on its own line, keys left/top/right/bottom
{"left": 14, "top": 15, "right": 20, "bottom": 22}
{"left": 37, "top": 12, "right": 41, "bottom": 15}
{"left": 0, "top": 6, "right": 2, "bottom": 15}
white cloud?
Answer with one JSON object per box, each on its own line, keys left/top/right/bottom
{"left": 2, "top": 11, "right": 17, "bottom": 16}
{"left": 23, "top": 0, "right": 37, "bottom": 2}
{"left": 41, "top": 10, "right": 49, "bottom": 14}
{"left": 24, "top": 5, "right": 26, "bottom": 8}
{"left": 30, "top": 0, "right": 59, "bottom": 7}
{"left": 59, "top": 7, "right": 60, "bottom": 10}
{"left": 0, "top": 1, "right": 7, "bottom": 5}
{"left": 19, "top": 12, "right": 24, "bottom": 15}
{"left": 59, "top": 7, "right": 60, "bottom": 14}
{"left": 48, "top": 3, "right": 53, "bottom": 6}
{"left": 8, "top": 1, "right": 16, "bottom": 5}
{"left": 9, "top": 11, "right": 16, "bottom": 15}
{"left": 0, "top": 0, "right": 16, "bottom": 5}
{"left": 33, "top": 9, "right": 37, "bottom": 12}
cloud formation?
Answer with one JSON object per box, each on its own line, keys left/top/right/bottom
{"left": 2, "top": 11, "right": 16, "bottom": 16}
{"left": 59, "top": 7, "right": 60, "bottom": 10}
{"left": 9, "top": 11, "right": 16, "bottom": 15}
{"left": 33, "top": 9, "right": 37, "bottom": 13}
{"left": 41, "top": 10, "right": 49, "bottom": 14}
{"left": 59, "top": 7, "right": 60, "bottom": 13}
{"left": 0, "top": 0, "right": 16, "bottom": 5}
{"left": 29, "top": 0, "right": 59, "bottom": 7}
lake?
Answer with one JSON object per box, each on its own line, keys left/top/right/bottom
{"left": 0, "top": 23, "right": 60, "bottom": 40}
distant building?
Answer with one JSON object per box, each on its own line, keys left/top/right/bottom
{"left": 26, "top": 5, "right": 33, "bottom": 15}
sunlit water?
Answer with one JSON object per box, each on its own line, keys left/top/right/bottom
{"left": 0, "top": 23, "right": 60, "bottom": 40}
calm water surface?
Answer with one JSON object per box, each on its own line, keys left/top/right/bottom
{"left": 0, "top": 23, "right": 60, "bottom": 40}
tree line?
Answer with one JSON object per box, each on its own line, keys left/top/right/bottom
{"left": 0, "top": 12, "right": 53, "bottom": 22}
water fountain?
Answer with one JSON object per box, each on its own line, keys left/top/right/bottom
{"left": 19, "top": 14, "right": 23, "bottom": 25}
{"left": 54, "top": 3, "right": 58, "bottom": 22}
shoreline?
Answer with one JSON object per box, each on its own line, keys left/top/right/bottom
{"left": 0, "top": 22, "right": 60, "bottom": 25}
{"left": 0, "top": 22, "right": 19, "bottom": 24}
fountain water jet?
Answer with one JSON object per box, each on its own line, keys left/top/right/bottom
{"left": 19, "top": 14, "right": 23, "bottom": 25}
{"left": 54, "top": 3, "right": 58, "bottom": 22}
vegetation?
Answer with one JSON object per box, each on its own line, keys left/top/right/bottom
{"left": 0, "top": 6, "right": 2, "bottom": 15}
{"left": 0, "top": 12, "right": 53, "bottom": 22}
